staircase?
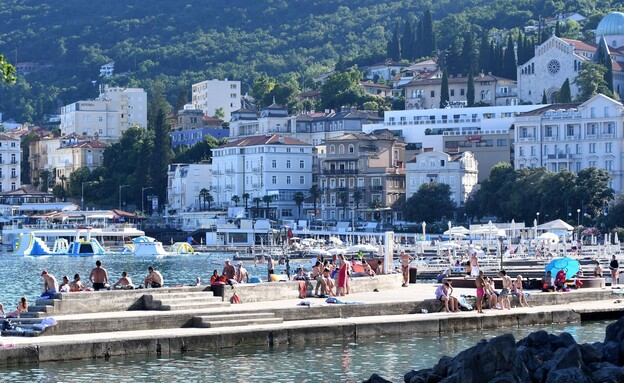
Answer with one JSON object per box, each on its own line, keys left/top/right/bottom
{"left": 142, "top": 291, "right": 230, "bottom": 311}
{"left": 191, "top": 312, "right": 283, "bottom": 328}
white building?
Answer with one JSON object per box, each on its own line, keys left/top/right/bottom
{"left": 100, "top": 62, "right": 114, "bottom": 77}
{"left": 514, "top": 93, "right": 624, "bottom": 193}
{"left": 0, "top": 135, "right": 21, "bottom": 192}
{"left": 405, "top": 150, "right": 478, "bottom": 206}
{"left": 167, "top": 163, "right": 212, "bottom": 212}
{"left": 191, "top": 79, "right": 241, "bottom": 121}
{"left": 517, "top": 12, "right": 624, "bottom": 104}
{"left": 60, "top": 86, "right": 147, "bottom": 142}
{"left": 211, "top": 135, "right": 313, "bottom": 219}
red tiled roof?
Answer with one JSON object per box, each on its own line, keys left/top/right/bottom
{"left": 561, "top": 38, "right": 597, "bottom": 52}
{"left": 0, "top": 134, "right": 19, "bottom": 141}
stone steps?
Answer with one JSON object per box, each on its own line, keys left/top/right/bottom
{"left": 192, "top": 312, "right": 283, "bottom": 328}
{"left": 143, "top": 292, "right": 229, "bottom": 311}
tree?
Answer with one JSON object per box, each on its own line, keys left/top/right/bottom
{"left": 503, "top": 35, "right": 517, "bottom": 80}
{"left": 251, "top": 73, "right": 276, "bottom": 109}
{"left": 596, "top": 38, "right": 614, "bottom": 93}
{"left": 542, "top": 90, "right": 547, "bottom": 104}
{"left": 205, "top": 192, "right": 214, "bottom": 211}
{"left": 320, "top": 66, "right": 365, "bottom": 111}
{"left": 39, "top": 169, "right": 52, "bottom": 192}
{"left": 461, "top": 30, "right": 477, "bottom": 75}
{"left": 293, "top": 192, "right": 305, "bottom": 219}
{"left": 262, "top": 195, "right": 274, "bottom": 219}
{"left": 387, "top": 22, "right": 401, "bottom": 61}
{"left": 213, "top": 107, "right": 225, "bottom": 119}
{"left": 252, "top": 197, "right": 261, "bottom": 218}
{"left": 404, "top": 183, "right": 455, "bottom": 223}
{"left": 420, "top": 9, "right": 436, "bottom": 58}
{"left": 309, "top": 185, "right": 321, "bottom": 221}
{"left": 466, "top": 71, "right": 475, "bottom": 107}
{"left": 557, "top": 79, "right": 572, "bottom": 103}
{"left": 0, "top": 54, "right": 16, "bottom": 83}
{"left": 231, "top": 195, "right": 240, "bottom": 207}
{"left": 353, "top": 189, "right": 363, "bottom": 210}
{"left": 400, "top": 18, "right": 415, "bottom": 61}
{"left": 242, "top": 193, "right": 250, "bottom": 211}
{"left": 574, "top": 62, "right": 617, "bottom": 101}
{"left": 199, "top": 188, "right": 210, "bottom": 210}
{"left": 338, "top": 190, "right": 349, "bottom": 217}
{"left": 440, "top": 70, "right": 449, "bottom": 108}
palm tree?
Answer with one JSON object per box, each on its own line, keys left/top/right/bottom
{"left": 293, "top": 192, "right": 305, "bottom": 219}
{"left": 338, "top": 191, "right": 349, "bottom": 217}
{"left": 231, "top": 195, "right": 240, "bottom": 207}
{"left": 262, "top": 195, "right": 274, "bottom": 219}
{"left": 242, "top": 193, "right": 250, "bottom": 211}
{"left": 309, "top": 185, "right": 321, "bottom": 219}
{"left": 252, "top": 197, "right": 261, "bottom": 218}
{"left": 353, "top": 189, "right": 363, "bottom": 210}
{"left": 206, "top": 192, "right": 214, "bottom": 211}
{"left": 199, "top": 188, "right": 209, "bottom": 210}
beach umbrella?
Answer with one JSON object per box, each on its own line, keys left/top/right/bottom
{"left": 545, "top": 256, "right": 580, "bottom": 279}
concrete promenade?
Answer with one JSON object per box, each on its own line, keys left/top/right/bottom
{"left": 0, "top": 279, "right": 623, "bottom": 367}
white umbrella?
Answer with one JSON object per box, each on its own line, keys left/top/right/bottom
{"left": 443, "top": 226, "right": 470, "bottom": 236}
{"left": 329, "top": 236, "right": 343, "bottom": 246}
{"left": 536, "top": 232, "right": 559, "bottom": 244}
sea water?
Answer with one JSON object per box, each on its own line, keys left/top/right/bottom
{"left": 0, "top": 320, "right": 613, "bottom": 382}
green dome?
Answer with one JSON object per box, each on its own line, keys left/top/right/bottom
{"left": 596, "top": 12, "right": 624, "bottom": 36}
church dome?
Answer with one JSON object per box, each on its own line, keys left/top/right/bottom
{"left": 596, "top": 12, "right": 624, "bottom": 36}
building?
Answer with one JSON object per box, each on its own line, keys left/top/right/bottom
{"left": 228, "top": 104, "right": 294, "bottom": 140}
{"left": 405, "top": 150, "right": 478, "bottom": 206}
{"left": 191, "top": 79, "right": 241, "bottom": 122}
{"left": 402, "top": 72, "right": 518, "bottom": 110}
{"left": 364, "top": 60, "right": 411, "bottom": 81}
{"left": 0, "top": 135, "right": 21, "bottom": 192}
{"left": 100, "top": 62, "right": 115, "bottom": 77}
{"left": 60, "top": 86, "right": 147, "bottom": 142}
{"left": 318, "top": 130, "right": 406, "bottom": 225}
{"left": 360, "top": 82, "right": 392, "bottom": 98}
{"left": 171, "top": 109, "right": 227, "bottom": 147}
{"left": 518, "top": 12, "right": 624, "bottom": 104}
{"left": 211, "top": 135, "right": 312, "bottom": 220}
{"left": 370, "top": 105, "right": 543, "bottom": 181}
{"left": 167, "top": 163, "right": 212, "bottom": 212}
{"left": 53, "top": 138, "right": 108, "bottom": 184}
{"left": 295, "top": 109, "right": 383, "bottom": 147}
{"left": 514, "top": 93, "right": 624, "bottom": 193}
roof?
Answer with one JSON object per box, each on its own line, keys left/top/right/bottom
{"left": 218, "top": 135, "right": 310, "bottom": 148}
{"left": 0, "top": 134, "right": 20, "bottom": 141}
{"left": 403, "top": 73, "right": 514, "bottom": 87}
{"left": 560, "top": 38, "right": 597, "bottom": 52}
{"left": 596, "top": 12, "right": 624, "bottom": 36}
{"left": 16, "top": 203, "right": 78, "bottom": 212}
{"left": 516, "top": 103, "right": 579, "bottom": 117}
{"left": 63, "top": 140, "right": 108, "bottom": 149}
{"left": 360, "top": 81, "right": 391, "bottom": 89}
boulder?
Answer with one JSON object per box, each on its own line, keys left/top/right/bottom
{"left": 587, "top": 363, "right": 624, "bottom": 382}
{"left": 544, "top": 367, "right": 593, "bottom": 383}
{"left": 363, "top": 373, "right": 393, "bottom": 383}
{"left": 579, "top": 343, "right": 602, "bottom": 365}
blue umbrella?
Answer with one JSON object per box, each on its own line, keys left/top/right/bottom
{"left": 545, "top": 257, "right": 580, "bottom": 279}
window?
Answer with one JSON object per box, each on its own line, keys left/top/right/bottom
{"left": 348, "top": 144, "right": 354, "bottom": 153}
{"left": 330, "top": 145, "right": 335, "bottom": 154}
{"left": 299, "top": 160, "right": 304, "bottom": 169}
{"left": 450, "top": 89, "right": 455, "bottom": 97}
{"left": 530, "top": 146, "right": 536, "bottom": 156}
{"left": 430, "top": 90, "right": 435, "bottom": 98}
{"left": 589, "top": 160, "right": 596, "bottom": 167}
{"left": 338, "top": 145, "right": 345, "bottom": 154}
{"left": 449, "top": 176, "right": 455, "bottom": 185}
{"left": 589, "top": 143, "right": 596, "bottom": 154}
{"left": 460, "top": 89, "right": 465, "bottom": 96}
{"left": 286, "top": 160, "right": 291, "bottom": 169}
{"left": 357, "top": 178, "right": 364, "bottom": 187}
{"left": 299, "top": 176, "right": 305, "bottom": 184}
{"left": 605, "top": 160, "right": 613, "bottom": 171}
{"left": 606, "top": 142, "right": 613, "bottom": 153}
{"left": 519, "top": 147, "right": 524, "bottom": 156}
{"left": 272, "top": 176, "right": 277, "bottom": 184}
{"left": 371, "top": 178, "right": 382, "bottom": 187}
{"left": 286, "top": 176, "right": 291, "bottom": 184}
{"left": 272, "top": 160, "right": 277, "bottom": 168}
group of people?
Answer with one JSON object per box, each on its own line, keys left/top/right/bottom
{"left": 39, "top": 261, "right": 165, "bottom": 298}
{"left": 474, "top": 270, "right": 529, "bottom": 313}
{"left": 210, "top": 259, "right": 250, "bottom": 285}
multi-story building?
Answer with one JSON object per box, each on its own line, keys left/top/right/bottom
{"left": 171, "top": 109, "right": 227, "bottom": 147}
{"left": 405, "top": 150, "right": 478, "bottom": 206}
{"left": 402, "top": 73, "right": 518, "bottom": 110}
{"left": 318, "top": 130, "right": 406, "bottom": 224}
{"left": 167, "top": 163, "right": 212, "bottom": 212}
{"left": 295, "top": 109, "right": 383, "bottom": 146}
{"left": 229, "top": 104, "right": 294, "bottom": 140}
{"left": 211, "top": 135, "right": 312, "bottom": 220}
{"left": 514, "top": 93, "right": 624, "bottom": 193}
{"left": 0, "top": 135, "right": 21, "bottom": 192}
{"left": 191, "top": 79, "right": 241, "bottom": 122}
{"left": 60, "top": 86, "right": 147, "bottom": 142}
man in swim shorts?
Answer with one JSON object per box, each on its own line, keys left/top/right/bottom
{"left": 475, "top": 270, "right": 485, "bottom": 313}
{"left": 89, "top": 260, "right": 109, "bottom": 291}
{"left": 41, "top": 270, "right": 59, "bottom": 298}
{"left": 469, "top": 249, "right": 480, "bottom": 277}
{"left": 498, "top": 270, "right": 512, "bottom": 310}
{"left": 399, "top": 251, "right": 414, "bottom": 287}
{"left": 144, "top": 266, "right": 164, "bottom": 288}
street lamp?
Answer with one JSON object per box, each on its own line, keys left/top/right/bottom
{"left": 536, "top": 212, "right": 540, "bottom": 225}
{"left": 142, "top": 186, "right": 154, "bottom": 215}
{"left": 119, "top": 184, "right": 129, "bottom": 210}
{"left": 81, "top": 181, "right": 92, "bottom": 211}
{"left": 577, "top": 209, "right": 581, "bottom": 241}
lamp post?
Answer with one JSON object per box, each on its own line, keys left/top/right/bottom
{"left": 119, "top": 184, "right": 129, "bottom": 210}
{"left": 81, "top": 181, "right": 92, "bottom": 211}
{"left": 536, "top": 212, "right": 540, "bottom": 225}
{"left": 577, "top": 209, "right": 581, "bottom": 241}
{"left": 142, "top": 186, "right": 154, "bottom": 215}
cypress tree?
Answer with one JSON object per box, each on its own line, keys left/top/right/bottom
{"left": 387, "top": 22, "right": 401, "bottom": 61}
{"left": 557, "top": 79, "right": 572, "bottom": 103}
{"left": 440, "top": 70, "right": 450, "bottom": 108}
{"left": 401, "top": 18, "right": 414, "bottom": 61}
{"left": 461, "top": 30, "right": 477, "bottom": 76}
{"left": 421, "top": 9, "right": 436, "bottom": 57}
{"left": 414, "top": 18, "right": 423, "bottom": 59}
{"left": 503, "top": 35, "right": 517, "bottom": 80}
{"left": 478, "top": 31, "right": 490, "bottom": 74}
{"left": 596, "top": 38, "right": 614, "bottom": 92}
{"left": 542, "top": 90, "right": 547, "bottom": 104}
{"left": 555, "top": 21, "right": 561, "bottom": 37}
{"left": 467, "top": 71, "right": 475, "bottom": 107}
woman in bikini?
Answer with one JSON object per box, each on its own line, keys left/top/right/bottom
{"left": 512, "top": 275, "right": 529, "bottom": 307}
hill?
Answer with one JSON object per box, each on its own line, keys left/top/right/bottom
{"left": 0, "top": 0, "right": 620, "bottom": 122}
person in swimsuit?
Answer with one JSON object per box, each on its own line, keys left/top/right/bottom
{"left": 469, "top": 250, "right": 480, "bottom": 277}
{"left": 498, "top": 270, "right": 512, "bottom": 310}
{"left": 475, "top": 271, "right": 485, "bottom": 313}
{"left": 594, "top": 260, "right": 603, "bottom": 277}
{"left": 112, "top": 271, "right": 134, "bottom": 289}
{"left": 70, "top": 274, "right": 84, "bottom": 292}
{"left": 41, "top": 270, "right": 59, "bottom": 298}
{"left": 610, "top": 255, "right": 619, "bottom": 286}
{"left": 267, "top": 255, "right": 276, "bottom": 282}
{"left": 144, "top": 266, "right": 164, "bottom": 288}
{"left": 399, "top": 251, "right": 414, "bottom": 287}
{"left": 512, "top": 275, "right": 529, "bottom": 307}
{"left": 435, "top": 282, "right": 459, "bottom": 312}
{"left": 89, "top": 260, "right": 109, "bottom": 291}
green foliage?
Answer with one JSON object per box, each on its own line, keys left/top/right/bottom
{"left": 466, "top": 71, "right": 475, "bottom": 107}
{"left": 320, "top": 66, "right": 365, "bottom": 110}
{"left": 574, "top": 62, "right": 617, "bottom": 101}
{"left": 440, "top": 70, "right": 449, "bottom": 108}
{"left": 0, "top": 54, "right": 15, "bottom": 83}
{"left": 557, "top": 78, "right": 572, "bottom": 103}
{"left": 404, "top": 182, "right": 455, "bottom": 223}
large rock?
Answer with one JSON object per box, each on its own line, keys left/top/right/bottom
{"left": 362, "top": 373, "right": 393, "bottom": 383}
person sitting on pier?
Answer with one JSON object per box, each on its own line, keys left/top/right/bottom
{"left": 222, "top": 259, "right": 236, "bottom": 284}
{"left": 498, "top": 270, "right": 512, "bottom": 310}
{"left": 311, "top": 261, "right": 323, "bottom": 296}
{"left": 89, "top": 260, "right": 110, "bottom": 291}
{"left": 554, "top": 269, "right": 567, "bottom": 292}
{"left": 594, "top": 261, "right": 603, "bottom": 277}
{"left": 541, "top": 271, "right": 555, "bottom": 292}
{"left": 40, "top": 270, "right": 59, "bottom": 298}
{"left": 363, "top": 259, "right": 375, "bottom": 277}
{"left": 235, "top": 262, "right": 249, "bottom": 284}
{"left": 484, "top": 277, "right": 500, "bottom": 310}
{"left": 5, "top": 297, "right": 28, "bottom": 318}
{"left": 512, "top": 275, "right": 529, "bottom": 307}
{"left": 70, "top": 274, "right": 85, "bottom": 292}
{"left": 321, "top": 267, "right": 335, "bottom": 296}
{"left": 59, "top": 276, "right": 70, "bottom": 293}
{"left": 112, "top": 271, "right": 134, "bottom": 290}
{"left": 435, "top": 282, "right": 459, "bottom": 312}
{"left": 210, "top": 269, "right": 226, "bottom": 285}
{"left": 144, "top": 266, "right": 163, "bottom": 288}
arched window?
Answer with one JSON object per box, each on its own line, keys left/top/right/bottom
{"left": 348, "top": 144, "right": 355, "bottom": 153}
{"left": 338, "top": 144, "right": 345, "bottom": 154}
{"left": 330, "top": 145, "right": 335, "bottom": 154}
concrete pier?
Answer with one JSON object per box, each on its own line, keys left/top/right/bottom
{"left": 0, "top": 275, "right": 623, "bottom": 367}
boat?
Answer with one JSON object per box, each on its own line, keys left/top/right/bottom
{"left": 13, "top": 232, "right": 109, "bottom": 257}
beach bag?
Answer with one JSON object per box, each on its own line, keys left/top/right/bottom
{"left": 457, "top": 295, "right": 474, "bottom": 311}
{"left": 298, "top": 281, "right": 307, "bottom": 299}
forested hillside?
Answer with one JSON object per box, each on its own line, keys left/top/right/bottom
{"left": 0, "top": 0, "right": 621, "bottom": 123}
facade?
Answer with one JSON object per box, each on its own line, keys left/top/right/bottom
{"left": 167, "top": 163, "right": 212, "bottom": 212}
{"left": 54, "top": 138, "right": 107, "bottom": 184}
{"left": 360, "top": 82, "right": 392, "bottom": 98}
{"left": 318, "top": 130, "right": 406, "bottom": 224}
{"left": 171, "top": 109, "right": 227, "bottom": 147}
{"left": 0, "top": 135, "right": 21, "bottom": 192}
{"left": 100, "top": 62, "right": 114, "bottom": 77}
{"left": 191, "top": 79, "right": 241, "bottom": 121}
{"left": 211, "top": 135, "right": 313, "bottom": 220}
{"left": 60, "top": 86, "right": 147, "bottom": 142}
{"left": 364, "top": 60, "right": 411, "bottom": 81}
{"left": 405, "top": 150, "right": 478, "bottom": 206}
{"left": 514, "top": 94, "right": 624, "bottom": 193}
{"left": 229, "top": 104, "right": 294, "bottom": 140}
{"left": 295, "top": 109, "right": 383, "bottom": 147}
{"left": 402, "top": 73, "right": 518, "bottom": 110}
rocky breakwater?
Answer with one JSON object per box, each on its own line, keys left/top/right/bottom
{"left": 365, "top": 316, "right": 624, "bottom": 383}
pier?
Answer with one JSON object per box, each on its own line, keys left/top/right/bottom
{"left": 0, "top": 275, "right": 623, "bottom": 366}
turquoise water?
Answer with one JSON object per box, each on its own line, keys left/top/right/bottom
{"left": 0, "top": 252, "right": 303, "bottom": 308}
{"left": 0, "top": 320, "right": 613, "bottom": 382}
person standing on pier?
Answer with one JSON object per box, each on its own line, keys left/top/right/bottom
{"left": 399, "top": 251, "right": 414, "bottom": 287}
{"left": 89, "top": 260, "right": 110, "bottom": 291}
{"left": 475, "top": 271, "right": 485, "bottom": 313}
{"left": 610, "top": 255, "right": 620, "bottom": 286}
{"left": 267, "top": 255, "right": 276, "bottom": 282}
{"left": 498, "top": 270, "right": 512, "bottom": 310}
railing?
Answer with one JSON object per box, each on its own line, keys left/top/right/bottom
{"left": 322, "top": 169, "right": 359, "bottom": 175}
{"left": 518, "top": 136, "right": 535, "bottom": 142}
{"left": 386, "top": 168, "right": 405, "bottom": 175}
{"left": 544, "top": 136, "right": 558, "bottom": 141}
{"left": 371, "top": 185, "right": 383, "bottom": 191}
{"left": 602, "top": 133, "right": 614, "bottom": 139}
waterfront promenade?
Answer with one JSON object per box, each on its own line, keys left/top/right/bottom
{"left": 0, "top": 277, "right": 623, "bottom": 366}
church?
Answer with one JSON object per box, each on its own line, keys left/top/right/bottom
{"left": 517, "top": 12, "right": 624, "bottom": 104}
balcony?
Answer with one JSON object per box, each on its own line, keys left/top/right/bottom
{"left": 371, "top": 185, "right": 384, "bottom": 191}
{"left": 518, "top": 136, "right": 535, "bottom": 142}
{"left": 252, "top": 167, "right": 261, "bottom": 172}
{"left": 386, "top": 168, "right": 405, "bottom": 175}
{"left": 544, "top": 136, "right": 558, "bottom": 141}
{"left": 322, "top": 169, "right": 359, "bottom": 175}
{"left": 602, "top": 133, "right": 614, "bottom": 139}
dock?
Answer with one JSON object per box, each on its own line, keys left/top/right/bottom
{"left": 0, "top": 274, "right": 623, "bottom": 366}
